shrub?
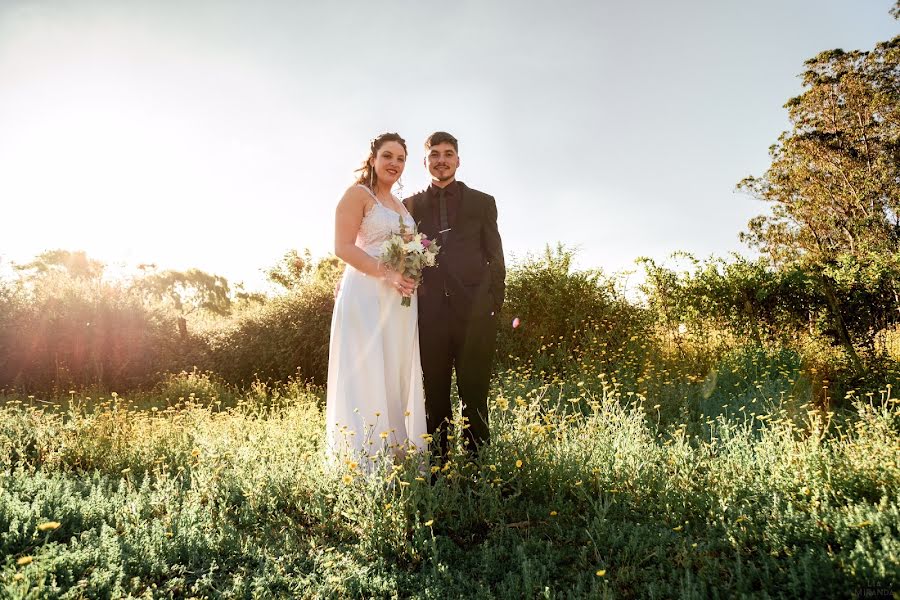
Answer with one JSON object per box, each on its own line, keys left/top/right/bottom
{"left": 496, "top": 244, "right": 646, "bottom": 379}
{"left": 0, "top": 273, "right": 180, "bottom": 393}
{"left": 151, "top": 368, "right": 237, "bottom": 406}
{"left": 204, "top": 278, "right": 336, "bottom": 387}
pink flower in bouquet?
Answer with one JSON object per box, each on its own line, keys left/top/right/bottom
{"left": 512, "top": 317, "right": 521, "bottom": 329}
{"left": 421, "top": 237, "right": 432, "bottom": 248}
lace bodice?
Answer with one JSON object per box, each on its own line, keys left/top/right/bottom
{"left": 355, "top": 185, "right": 415, "bottom": 257}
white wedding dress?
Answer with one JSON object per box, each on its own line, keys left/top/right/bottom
{"left": 325, "top": 185, "right": 428, "bottom": 469}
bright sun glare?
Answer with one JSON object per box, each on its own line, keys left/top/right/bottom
{"left": 0, "top": 16, "right": 313, "bottom": 289}
{"left": 0, "top": 15, "right": 220, "bottom": 275}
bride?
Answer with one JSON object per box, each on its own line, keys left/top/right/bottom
{"left": 325, "top": 132, "right": 428, "bottom": 469}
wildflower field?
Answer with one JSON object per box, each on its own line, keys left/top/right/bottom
{"left": 1, "top": 348, "right": 898, "bottom": 599}
{"left": 3, "top": 247, "right": 900, "bottom": 597}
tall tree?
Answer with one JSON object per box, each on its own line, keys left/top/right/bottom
{"left": 738, "top": 27, "right": 900, "bottom": 373}
{"left": 738, "top": 38, "right": 900, "bottom": 262}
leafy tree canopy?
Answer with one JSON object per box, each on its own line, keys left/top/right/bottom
{"left": 738, "top": 34, "right": 900, "bottom": 265}
{"left": 14, "top": 249, "right": 104, "bottom": 281}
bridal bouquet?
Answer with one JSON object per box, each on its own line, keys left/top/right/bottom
{"left": 379, "top": 216, "right": 441, "bottom": 307}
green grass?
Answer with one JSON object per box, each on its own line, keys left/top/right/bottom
{"left": 1, "top": 363, "right": 898, "bottom": 599}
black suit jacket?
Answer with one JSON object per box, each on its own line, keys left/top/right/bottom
{"left": 404, "top": 181, "right": 505, "bottom": 321}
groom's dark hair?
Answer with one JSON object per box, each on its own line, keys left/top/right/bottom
{"left": 425, "top": 131, "right": 458, "bottom": 153}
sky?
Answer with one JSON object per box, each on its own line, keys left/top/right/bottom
{"left": 1, "top": 0, "right": 897, "bottom": 293}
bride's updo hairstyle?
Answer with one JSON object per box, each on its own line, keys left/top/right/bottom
{"left": 355, "top": 132, "right": 407, "bottom": 191}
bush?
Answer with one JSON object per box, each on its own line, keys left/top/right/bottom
{"left": 496, "top": 244, "right": 646, "bottom": 379}
{"left": 151, "top": 368, "right": 237, "bottom": 407}
{"left": 204, "top": 278, "right": 336, "bottom": 387}
{"left": 0, "top": 273, "right": 181, "bottom": 393}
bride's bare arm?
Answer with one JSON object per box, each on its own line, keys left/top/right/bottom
{"left": 334, "top": 186, "right": 415, "bottom": 295}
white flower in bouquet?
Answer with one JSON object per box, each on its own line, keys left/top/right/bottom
{"left": 379, "top": 216, "right": 441, "bottom": 307}
{"left": 403, "top": 239, "right": 425, "bottom": 253}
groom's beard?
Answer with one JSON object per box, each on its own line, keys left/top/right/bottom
{"left": 431, "top": 169, "right": 455, "bottom": 182}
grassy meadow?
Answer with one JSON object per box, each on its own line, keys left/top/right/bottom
{"left": 2, "top": 244, "right": 900, "bottom": 598}
{"left": 1, "top": 340, "right": 898, "bottom": 599}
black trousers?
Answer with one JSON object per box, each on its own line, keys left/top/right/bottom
{"left": 418, "top": 302, "right": 497, "bottom": 458}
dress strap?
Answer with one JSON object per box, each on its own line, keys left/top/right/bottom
{"left": 356, "top": 184, "right": 382, "bottom": 206}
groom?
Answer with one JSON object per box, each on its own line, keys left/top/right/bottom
{"left": 404, "top": 131, "right": 505, "bottom": 459}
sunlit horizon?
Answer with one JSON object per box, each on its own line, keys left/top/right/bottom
{"left": 2, "top": 0, "right": 896, "bottom": 293}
